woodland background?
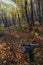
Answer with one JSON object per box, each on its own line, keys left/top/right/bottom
{"left": 0, "top": 0, "right": 43, "bottom": 65}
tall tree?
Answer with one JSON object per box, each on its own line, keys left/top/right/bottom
{"left": 37, "top": 0, "right": 41, "bottom": 25}
{"left": 16, "top": 10, "right": 22, "bottom": 30}
{"left": 30, "top": 0, "right": 34, "bottom": 26}
{"left": 25, "top": 0, "right": 32, "bottom": 32}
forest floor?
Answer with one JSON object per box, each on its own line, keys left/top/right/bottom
{"left": 0, "top": 25, "right": 43, "bottom": 65}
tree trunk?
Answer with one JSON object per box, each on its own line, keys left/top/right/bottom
{"left": 17, "top": 10, "right": 22, "bottom": 30}
{"left": 25, "top": 0, "right": 32, "bottom": 32}
{"left": 38, "top": 0, "right": 41, "bottom": 25}
{"left": 30, "top": 0, "right": 34, "bottom": 26}
{"left": 12, "top": 13, "right": 16, "bottom": 27}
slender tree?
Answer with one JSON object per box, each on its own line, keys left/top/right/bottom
{"left": 30, "top": 0, "right": 34, "bottom": 26}
{"left": 25, "top": 0, "right": 32, "bottom": 32}
{"left": 37, "top": 0, "right": 41, "bottom": 25}
{"left": 1, "top": 12, "right": 8, "bottom": 27}
{"left": 12, "top": 13, "right": 16, "bottom": 27}
{"left": 16, "top": 10, "right": 22, "bottom": 30}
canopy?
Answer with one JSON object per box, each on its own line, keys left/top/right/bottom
{"left": 0, "top": 0, "right": 19, "bottom": 9}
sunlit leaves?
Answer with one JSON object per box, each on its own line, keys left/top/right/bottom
{"left": 1, "top": 3, "right": 12, "bottom": 13}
